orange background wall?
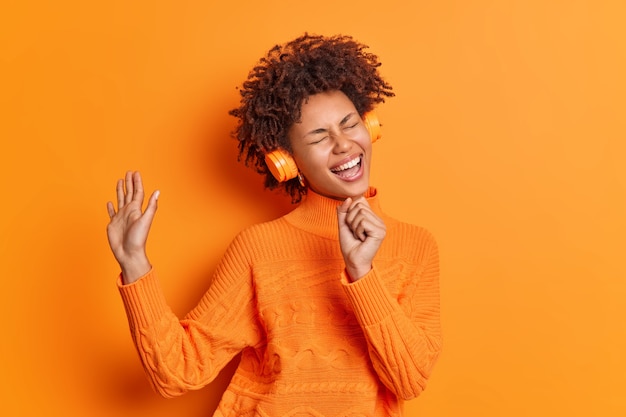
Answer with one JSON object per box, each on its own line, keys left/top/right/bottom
{"left": 1, "top": 1, "right": 624, "bottom": 416}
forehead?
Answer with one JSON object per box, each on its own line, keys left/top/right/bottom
{"left": 298, "top": 90, "right": 357, "bottom": 124}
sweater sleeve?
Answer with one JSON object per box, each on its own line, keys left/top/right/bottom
{"left": 341, "top": 230, "right": 442, "bottom": 400}
{"left": 117, "top": 233, "right": 262, "bottom": 398}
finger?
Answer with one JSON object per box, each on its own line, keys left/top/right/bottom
{"left": 346, "top": 200, "right": 384, "bottom": 228}
{"left": 341, "top": 200, "right": 368, "bottom": 237}
{"left": 124, "top": 171, "right": 134, "bottom": 205}
{"left": 353, "top": 225, "right": 366, "bottom": 241}
{"left": 132, "top": 171, "right": 145, "bottom": 204}
{"left": 141, "top": 190, "right": 160, "bottom": 229}
{"left": 345, "top": 205, "right": 385, "bottom": 241}
{"left": 106, "top": 201, "right": 116, "bottom": 219}
{"left": 349, "top": 196, "right": 369, "bottom": 208}
{"left": 350, "top": 214, "right": 368, "bottom": 241}
{"left": 337, "top": 197, "right": 352, "bottom": 215}
{"left": 116, "top": 179, "right": 125, "bottom": 209}
{"left": 337, "top": 197, "right": 352, "bottom": 227}
{"left": 344, "top": 200, "right": 371, "bottom": 225}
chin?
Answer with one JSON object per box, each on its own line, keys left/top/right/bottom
{"left": 310, "top": 170, "right": 371, "bottom": 200}
{"left": 337, "top": 181, "right": 371, "bottom": 200}
{"left": 310, "top": 183, "right": 368, "bottom": 201}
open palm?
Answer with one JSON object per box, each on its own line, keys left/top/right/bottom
{"left": 106, "top": 171, "right": 159, "bottom": 283}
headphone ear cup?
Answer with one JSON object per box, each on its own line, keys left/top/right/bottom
{"left": 265, "top": 149, "right": 299, "bottom": 182}
{"left": 363, "top": 112, "right": 382, "bottom": 143}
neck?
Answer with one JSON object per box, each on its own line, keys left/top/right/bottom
{"left": 284, "top": 187, "right": 382, "bottom": 240}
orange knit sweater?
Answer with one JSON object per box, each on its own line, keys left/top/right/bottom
{"left": 118, "top": 188, "right": 441, "bottom": 416}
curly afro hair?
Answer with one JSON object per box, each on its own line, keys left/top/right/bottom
{"left": 229, "top": 33, "right": 394, "bottom": 203}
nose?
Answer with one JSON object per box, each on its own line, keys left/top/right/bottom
{"left": 332, "top": 131, "right": 352, "bottom": 154}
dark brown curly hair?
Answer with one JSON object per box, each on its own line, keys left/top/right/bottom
{"left": 229, "top": 33, "right": 394, "bottom": 203}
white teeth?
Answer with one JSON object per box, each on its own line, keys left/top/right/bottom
{"left": 331, "top": 156, "right": 361, "bottom": 172}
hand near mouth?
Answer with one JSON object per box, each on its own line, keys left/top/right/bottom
{"left": 337, "top": 196, "right": 387, "bottom": 282}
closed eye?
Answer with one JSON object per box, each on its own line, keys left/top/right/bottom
{"left": 309, "top": 136, "right": 328, "bottom": 145}
{"left": 339, "top": 112, "right": 359, "bottom": 129}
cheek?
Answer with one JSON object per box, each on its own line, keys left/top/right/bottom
{"left": 296, "top": 152, "right": 326, "bottom": 177}
{"left": 353, "top": 126, "right": 371, "bottom": 148}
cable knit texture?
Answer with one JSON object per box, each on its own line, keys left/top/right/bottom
{"left": 118, "top": 188, "right": 442, "bottom": 416}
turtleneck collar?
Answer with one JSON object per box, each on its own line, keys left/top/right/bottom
{"left": 283, "top": 187, "right": 384, "bottom": 240}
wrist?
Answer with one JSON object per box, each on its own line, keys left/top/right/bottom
{"left": 345, "top": 265, "right": 372, "bottom": 282}
{"left": 120, "top": 256, "right": 151, "bottom": 285}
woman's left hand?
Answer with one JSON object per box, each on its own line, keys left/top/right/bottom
{"left": 337, "top": 196, "right": 386, "bottom": 281}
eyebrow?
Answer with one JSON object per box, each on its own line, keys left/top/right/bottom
{"left": 304, "top": 112, "right": 357, "bottom": 137}
{"left": 339, "top": 112, "right": 356, "bottom": 127}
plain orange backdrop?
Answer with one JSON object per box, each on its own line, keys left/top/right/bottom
{"left": 1, "top": 1, "right": 625, "bottom": 416}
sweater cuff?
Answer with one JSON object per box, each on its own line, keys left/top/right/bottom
{"left": 341, "top": 266, "right": 397, "bottom": 327}
{"left": 117, "top": 268, "right": 169, "bottom": 329}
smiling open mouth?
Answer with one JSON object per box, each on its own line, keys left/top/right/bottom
{"left": 330, "top": 155, "right": 362, "bottom": 179}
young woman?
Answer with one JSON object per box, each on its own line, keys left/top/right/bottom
{"left": 106, "top": 34, "right": 441, "bottom": 416}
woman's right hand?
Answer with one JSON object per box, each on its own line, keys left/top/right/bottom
{"left": 106, "top": 171, "right": 159, "bottom": 284}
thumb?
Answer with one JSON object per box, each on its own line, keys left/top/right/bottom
{"left": 337, "top": 197, "right": 352, "bottom": 221}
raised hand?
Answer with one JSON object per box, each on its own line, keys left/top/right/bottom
{"left": 336, "top": 197, "right": 386, "bottom": 281}
{"left": 106, "top": 171, "right": 159, "bottom": 284}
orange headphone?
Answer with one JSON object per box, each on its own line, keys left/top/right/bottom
{"left": 264, "top": 112, "right": 382, "bottom": 182}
